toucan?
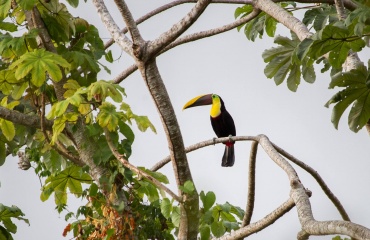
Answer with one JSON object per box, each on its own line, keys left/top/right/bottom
{"left": 183, "top": 94, "right": 236, "bottom": 167}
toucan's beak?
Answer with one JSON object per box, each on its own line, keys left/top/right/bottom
{"left": 183, "top": 94, "right": 213, "bottom": 110}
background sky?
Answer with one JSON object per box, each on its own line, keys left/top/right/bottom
{"left": 1, "top": 1, "right": 369, "bottom": 239}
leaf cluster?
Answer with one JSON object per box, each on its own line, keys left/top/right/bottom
{"left": 257, "top": 5, "right": 370, "bottom": 131}
{"left": 0, "top": 203, "right": 29, "bottom": 240}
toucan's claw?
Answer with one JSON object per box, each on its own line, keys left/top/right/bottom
{"left": 228, "top": 135, "right": 233, "bottom": 142}
{"left": 213, "top": 137, "right": 217, "bottom": 145}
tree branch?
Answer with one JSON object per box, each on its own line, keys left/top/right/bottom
{"left": 104, "top": 0, "right": 254, "bottom": 50}
{"left": 147, "top": 0, "right": 212, "bottom": 57}
{"left": 162, "top": 8, "right": 261, "bottom": 53}
{"left": 150, "top": 136, "right": 259, "bottom": 171}
{"left": 0, "top": 106, "right": 52, "bottom": 129}
{"left": 218, "top": 197, "right": 296, "bottom": 239}
{"left": 272, "top": 142, "right": 351, "bottom": 221}
{"left": 113, "top": 9, "right": 260, "bottom": 83}
{"left": 92, "top": 0, "right": 133, "bottom": 56}
{"left": 253, "top": 0, "right": 312, "bottom": 41}
{"left": 113, "top": 0, "right": 144, "bottom": 44}
{"left": 258, "top": 135, "right": 370, "bottom": 239}
{"left": 241, "top": 141, "right": 258, "bottom": 227}
{"left": 103, "top": 128, "right": 182, "bottom": 202}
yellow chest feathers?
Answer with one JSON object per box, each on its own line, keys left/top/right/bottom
{"left": 210, "top": 96, "right": 221, "bottom": 118}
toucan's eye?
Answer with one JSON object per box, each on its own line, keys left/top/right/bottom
{"left": 212, "top": 94, "right": 216, "bottom": 99}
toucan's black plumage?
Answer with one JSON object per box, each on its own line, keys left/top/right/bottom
{"left": 183, "top": 94, "right": 236, "bottom": 167}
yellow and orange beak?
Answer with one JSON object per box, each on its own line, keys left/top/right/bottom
{"left": 183, "top": 94, "right": 213, "bottom": 110}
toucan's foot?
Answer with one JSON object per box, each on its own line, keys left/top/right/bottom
{"left": 228, "top": 135, "right": 233, "bottom": 142}
{"left": 213, "top": 137, "right": 217, "bottom": 145}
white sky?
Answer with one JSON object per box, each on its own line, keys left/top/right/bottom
{"left": 1, "top": 1, "right": 369, "bottom": 239}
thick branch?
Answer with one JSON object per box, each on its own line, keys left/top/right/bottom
{"left": 218, "top": 198, "right": 296, "bottom": 239}
{"left": 138, "top": 59, "right": 199, "bottom": 238}
{"left": 242, "top": 141, "right": 258, "bottom": 227}
{"left": 0, "top": 106, "right": 52, "bottom": 129}
{"left": 273, "top": 142, "right": 351, "bottom": 221}
{"left": 291, "top": 187, "right": 370, "bottom": 239}
{"left": 113, "top": 0, "right": 144, "bottom": 43}
{"left": 253, "top": 0, "right": 311, "bottom": 41}
{"left": 92, "top": 0, "right": 133, "bottom": 56}
{"left": 147, "top": 0, "right": 212, "bottom": 57}
{"left": 258, "top": 135, "right": 370, "bottom": 239}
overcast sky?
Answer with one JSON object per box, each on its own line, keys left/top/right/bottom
{"left": 1, "top": 1, "right": 369, "bottom": 239}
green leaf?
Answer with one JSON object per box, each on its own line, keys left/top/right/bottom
{"left": 97, "top": 102, "right": 120, "bottom": 131}
{"left": 133, "top": 115, "right": 156, "bottom": 133}
{"left": 0, "top": 204, "right": 29, "bottom": 234}
{"left": 223, "top": 221, "right": 239, "bottom": 231}
{"left": 41, "top": 166, "right": 92, "bottom": 205}
{"left": 105, "top": 50, "right": 113, "bottom": 63}
{"left": 0, "top": 22, "right": 17, "bottom": 32}
{"left": 137, "top": 180, "right": 159, "bottom": 202}
{"left": 287, "top": 64, "right": 301, "bottom": 92}
{"left": 200, "top": 191, "right": 216, "bottom": 212}
{"left": 9, "top": 49, "right": 70, "bottom": 87}
{"left": 0, "top": 225, "right": 13, "bottom": 240}
{"left": 325, "top": 63, "right": 370, "bottom": 131}
{"left": 348, "top": 92, "right": 370, "bottom": 132}
{"left": 308, "top": 23, "right": 365, "bottom": 69}
{"left": 160, "top": 198, "right": 172, "bottom": 219}
{"left": 0, "top": 0, "right": 11, "bottom": 19}
{"left": 0, "top": 120, "right": 15, "bottom": 141}
{"left": 230, "top": 205, "right": 245, "bottom": 219}
{"left": 179, "top": 180, "right": 195, "bottom": 194}
{"left": 211, "top": 221, "right": 226, "bottom": 237}
{"left": 17, "top": 0, "right": 38, "bottom": 10}
{"left": 345, "top": 7, "right": 370, "bottom": 37}
{"left": 263, "top": 33, "right": 314, "bottom": 91}
{"left": 11, "top": 82, "right": 28, "bottom": 100}
{"left": 66, "top": 0, "right": 79, "bottom": 8}
{"left": 235, "top": 5, "right": 278, "bottom": 41}
{"left": 118, "top": 121, "right": 135, "bottom": 144}
{"left": 303, "top": 6, "right": 338, "bottom": 31}
{"left": 40, "top": 1, "right": 75, "bottom": 42}
{"left": 171, "top": 206, "right": 181, "bottom": 228}
{"left": 47, "top": 100, "right": 70, "bottom": 119}
{"left": 88, "top": 80, "right": 125, "bottom": 103}
{"left": 200, "top": 225, "right": 211, "bottom": 240}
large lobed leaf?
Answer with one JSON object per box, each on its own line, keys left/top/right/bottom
{"left": 41, "top": 165, "right": 92, "bottom": 206}
{"left": 9, "top": 49, "right": 70, "bottom": 87}
{"left": 0, "top": 203, "right": 29, "bottom": 235}
{"left": 263, "top": 33, "right": 316, "bottom": 91}
{"left": 325, "top": 62, "right": 370, "bottom": 132}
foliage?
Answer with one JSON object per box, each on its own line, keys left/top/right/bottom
{"left": 0, "top": 0, "right": 160, "bottom": 239}
{"left": 238, "top": 3, "right": 370, "bottom": 132}
{"left": 0, "top": 203, "right": 29, "bottom": 240}
{"left": 325, "top": 61, "right": 370, "bottom": 132}
{"left": 0, "top": 0, "right": 369, "bottom": 239}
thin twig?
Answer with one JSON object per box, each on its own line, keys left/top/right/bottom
{"left": 272, "top": 142, "right": 351, "bottom": 221}
{"left": 113, "top": 9, "right": 260, "bottom": 83}
{"left": 103, "top": 128, "right": 182, "bottom": 202}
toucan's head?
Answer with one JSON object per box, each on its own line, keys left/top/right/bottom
{"left": 183, "top": 94, "right": 223, "bottom": 117}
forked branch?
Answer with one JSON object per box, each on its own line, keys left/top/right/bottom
{"left": 152, "top": 135, "right": 370, "bottom": 239}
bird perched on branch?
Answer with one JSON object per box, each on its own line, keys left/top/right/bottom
{"left": 183, "top": 94, "right": 236, "bottom": 167}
